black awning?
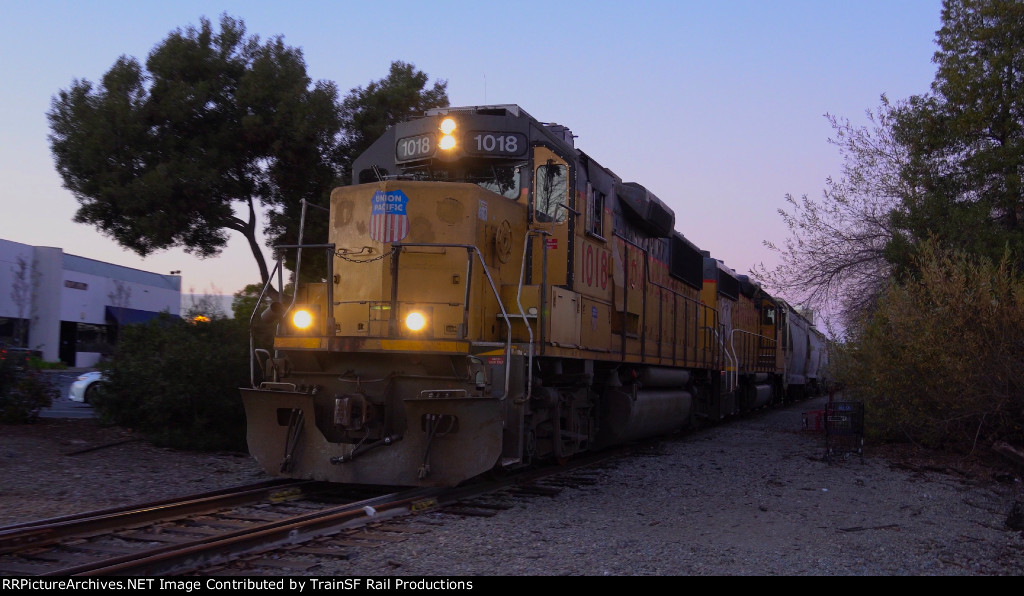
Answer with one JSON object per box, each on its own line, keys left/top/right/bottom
{"left": 105, "top": 306, "right": 166, "bottom": 326}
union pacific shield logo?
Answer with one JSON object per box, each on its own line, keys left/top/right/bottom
{"left": 369, "top": 190, "right": 410, "bottom": 243}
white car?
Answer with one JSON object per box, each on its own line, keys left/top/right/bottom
{"left": 68, "top": 371, "right": 106, "bottom": 404}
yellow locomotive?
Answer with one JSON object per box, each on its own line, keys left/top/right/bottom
{"left": 241, "top": 105, "right": 827, "bottom": 487}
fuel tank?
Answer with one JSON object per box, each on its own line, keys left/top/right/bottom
{"left": 597, "top": 386, "right": 692, "bottom": 446}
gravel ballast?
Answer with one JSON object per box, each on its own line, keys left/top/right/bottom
{"left": 1, "top": 394, "right": 1021, "bottom": 576}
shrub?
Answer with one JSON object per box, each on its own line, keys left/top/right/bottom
{"left": 0, "top": 360, "right": 58, "bottom": 423}
{"left": 32, "top": 358, "right": 67, "bottom": 370}
{"left": 838, "top": 242, "right": 1024, "bottom": 453}
{"left": 95, "top": 313, "right": 252, "bottom": 452}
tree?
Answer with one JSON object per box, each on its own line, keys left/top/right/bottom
{"left": 760, "top": 0, "right": 1024, "bottom": 331}
{"left": 755, "top": 98, "right": 914, "bottom": 331}
{"left": 337, "top": 60, "right": 449, "bottom": 182}
{"left": 231, "top": 283, "right": 269, "bottom": 322}
{"left": 262, "top": 60, "right": 449, "bottom": 282}
{"left": 9, "top": 256, "right": 34, "bottom": 347}
{"left": 842, "top": 241, "right": 1024, "bottom": 452}
{"left": 889, "top": 0, "right": 1024, "bottom": 269}
{"left": 47, "top": 14, "right": 343, "bottom": 291}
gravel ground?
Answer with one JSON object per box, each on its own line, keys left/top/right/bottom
{"left": 1, "top": 394, "right": 1022, "bottom": 576}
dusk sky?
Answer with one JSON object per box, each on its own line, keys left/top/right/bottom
{"left": 1, "top": 0, "right": 943, "bottom": 304}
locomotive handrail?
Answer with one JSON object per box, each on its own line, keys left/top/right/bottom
{"left": 725, "top": 329, "right": 743, "bottom": 391}
{"left": 729, "top": 328, "right": 777, "bottom": 374}
{"left": 612, "top": 232, "right": 649, "bottom": 360}
{"left": 248, "top": 243, "right": 337, "bottom": 389}
{"left": 718, "top": 327, "right": 737, "bottom": 393}
{"left": 723, "top": 328, "right": 778, "bottom": 391}
{"left": 648, "top": 278, "right": 713, "bottom": 367}
{"left": 391, "top": 242, "right": 515, "bottom": 400}
{"left": 289, "top": 199, "right": 330, "bottom": 316}
{"left": 273, "top": 243, "right": 338, "bottom": 338}
{"left": 247, "top": 258, "right": 286, "bottom": 389}
{"left": 517, "top": 229, "right": 550, "bottom": 403}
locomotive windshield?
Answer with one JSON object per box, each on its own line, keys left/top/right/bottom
{"left": 397, "top": 162, "right": 524, "bottom": 201}
{"left": 466, "top": 163, "right": 522, "bottom": 199}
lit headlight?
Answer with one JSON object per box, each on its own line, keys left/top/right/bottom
{"left": 405, "top": 311, "right": 427, "bottom": 332}
{"left": 439, "top": 117, "right": 456, "bottom": 150}
{"left": 291, "top": 309, "right": 314, "bottom": 330}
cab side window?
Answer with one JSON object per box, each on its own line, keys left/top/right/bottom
{"left": 535, "top": 161, "right": 567, "bottom": 223}
{"left": 588, "top": 186, "right": 605, "bottom": 238}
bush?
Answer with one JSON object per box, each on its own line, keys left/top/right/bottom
{"left": 95, "top": 313, "right": 252, "bottom": 452}
{"left": 838, "top": 242, "right": 1024, "bottom": 453}
{"left": 32, "top": 357, "right": 67, "bottom": 370}
{"left": 0, "top": 360, "right": 58, "bottom": 423}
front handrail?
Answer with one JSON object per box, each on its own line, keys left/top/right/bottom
{"left": 391, "top": 242, "right": 514, "bottom": 399}
{"left": 248, "top": 259, "right": 285, "bottom": 389}
{"left": 248, "top": 244, "right": 336, "bottom": 389}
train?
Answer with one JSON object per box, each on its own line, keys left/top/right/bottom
{"left": 240, "top": 104, "right": 830, "bottom": 487}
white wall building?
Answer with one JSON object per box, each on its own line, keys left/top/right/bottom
{"left": 0, "top": 238, "right": 181, "bottom": 366}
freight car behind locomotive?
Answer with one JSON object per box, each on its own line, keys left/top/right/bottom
{"left": 241, "top": 104, "right": 829, "bottom": 487}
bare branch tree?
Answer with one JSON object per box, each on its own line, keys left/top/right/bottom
{"left": 108, "top": 280, "right": 132, "bottom": 309}
{"left": 753, "top": 96, "right": 920, "bottom": 332}
{"left": 9, "top": 256, "right": 32, "bottom": 347}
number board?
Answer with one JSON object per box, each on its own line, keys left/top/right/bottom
{"left": 465, "top": 131, "right": 527, "bottom": 157}
{"left": 396, "top": 133, "right": 436, "bottom": 161}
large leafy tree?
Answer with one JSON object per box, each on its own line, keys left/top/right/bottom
{"left": 889, "top": 0, "right": 1024, "bottom": 269}
{"left": 47, "top": 14, "right": 343, "bottom": 290}
{"left": 337, "top": 60, "right": 449, "bottom": 183}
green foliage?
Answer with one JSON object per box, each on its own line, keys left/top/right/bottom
{"left": 231, "top": 283, "right": 268, "bottom": 322}
{"left": 337, "top": 60, "right": 449, "bottom": 182}
{"left": 95, "top": 314, "right": 251, "bottom": 452}
{"left": 763, "top": 1, "right": 1024, "bottom": 457}
{"left": 0, "top": 359, "right": 58, "bottom": 423}
{"left": 889, "top": 0, "right": 1024, "bottom": 272}
{"left": 31, "top": 358, "right": 67, "bottom": 370}
{"left": 48, "top": 15, "right": 449, "bottom": 291}
{"left": 47, "top": 14, "right": 344, "bottom": 288}
{"left": 837, "top": 242, "right": 1024, "bottom": 452}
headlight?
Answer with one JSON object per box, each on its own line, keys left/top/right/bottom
{"left": 439, "top": 117, "right": 456, "bottom": 150}
{"left": 291, "top": 309, "right": 314, "bottom": 330}
{"left": 405, "top": 311, "right": 427, "bottom": 332}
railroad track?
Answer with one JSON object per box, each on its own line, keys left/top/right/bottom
{"left": 0, "top": 451, "right": 623, "bottom": 576}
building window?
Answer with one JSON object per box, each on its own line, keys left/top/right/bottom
{"left": 76, "top": 323, "right": 113, "bottom": 355}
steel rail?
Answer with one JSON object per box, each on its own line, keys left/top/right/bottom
{"left": 0, "top": 480, "right": 309, "bottom": 554}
